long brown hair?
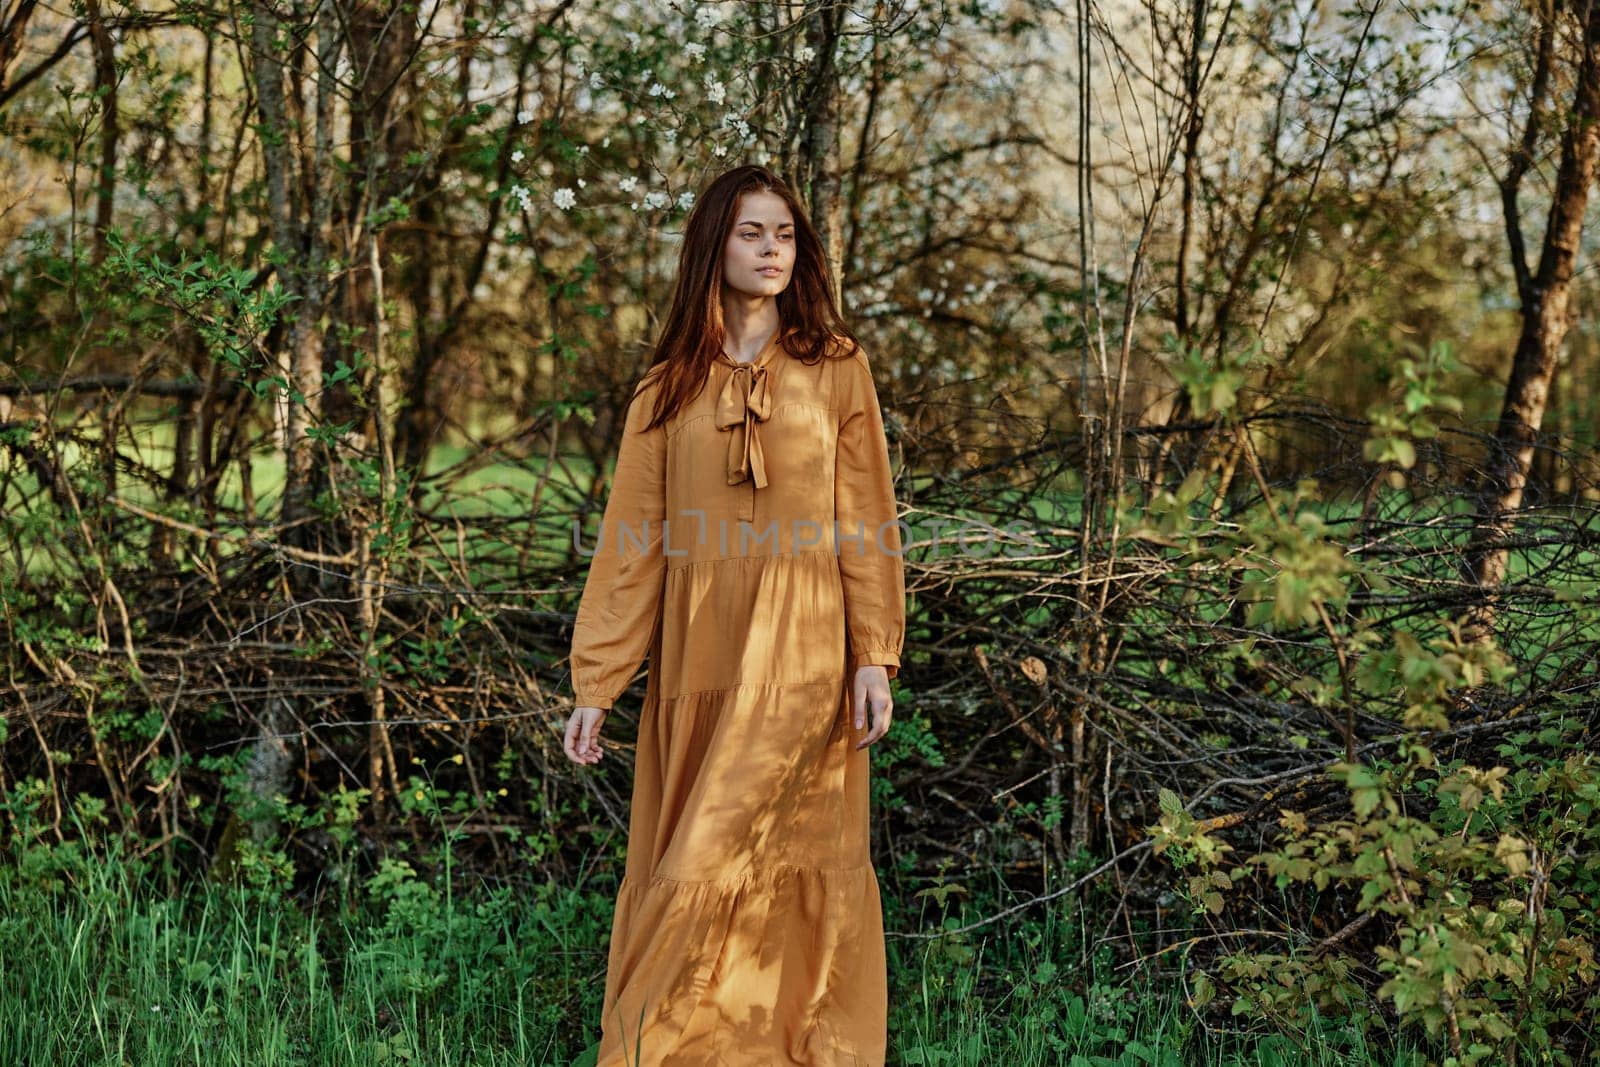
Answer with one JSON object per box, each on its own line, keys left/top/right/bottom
{"left": 634, "top": 165, "right": 860, "bottom": 432}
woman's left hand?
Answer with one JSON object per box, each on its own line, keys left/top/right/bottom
{"left": 852, "top": 665, "right": 894, "bottom": 749}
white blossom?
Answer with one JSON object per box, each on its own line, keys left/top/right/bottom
{"left": 645, "top": 190, "right": 668, "bottom": 209}
{"left": 685, "top": 43, "right": 706, "bottom": 61}
{"left": 511, "top": 149, "right": 524, "bottom": 163}
{"left": 796, "top": 44, "right": 816, "bottom": 65}
{"left": 590, "top": 71, "right": 604, "bottom": 89}
{"left": 705, "top": 76, "right": 726, "bottom": 105}
{"left": 619, "top": 175, "right": 639, "bottom": 193}
{"left": 553, "top": 187, "right": 577, "bottom": 210}
{"left": 695, "top": 5, "right": 722, "bottom": 29}
{"left": 517, "top": 109, "right": 533, "bottom": 125}
{"left": 712, "top": 144, "right": 728, "bottom": 158}
{"left": 677, "top": 190, "right": 695, "bottom": 209}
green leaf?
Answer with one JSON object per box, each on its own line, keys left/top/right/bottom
{"left": 1158, "top": 787, "right": 1182, "bottom": 816}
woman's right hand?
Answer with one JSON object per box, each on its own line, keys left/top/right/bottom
{"left": 564, "top": 705, "right": 608, "bottom": 765}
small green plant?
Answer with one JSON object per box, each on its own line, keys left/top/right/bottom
{"left": 1362, "top": 340, "right": 1464, "bottom": 471}
{"left": 1152, "top": 626, "right": 1599, "bottom": 1065}
{"left": 1165, "top": 333, "right": 1265, "bottom": 419}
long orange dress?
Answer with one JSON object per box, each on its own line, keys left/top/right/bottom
{"left": 568, "top": 327, "right": 906, "bottom": 1066}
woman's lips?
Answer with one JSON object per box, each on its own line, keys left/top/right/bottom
{"left": 759, "top": 267, "right": 783, "bottom": 275}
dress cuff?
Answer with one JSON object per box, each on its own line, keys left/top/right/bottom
{"left": 572, "top": 689, "right": 616, "bottom": 711}
{"left": 850, "top": 650, "right": 901, "bottom": 678}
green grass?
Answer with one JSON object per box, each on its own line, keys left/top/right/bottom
{"left": 0, "top": 832, "right": 1420, "bottom": 1066}
{"left": 0, "top": 837, "right": 606, "bottom": 1065}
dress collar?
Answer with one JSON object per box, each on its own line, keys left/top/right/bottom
{"left": 714, "top": 326, "right": 790, "bottom": 370}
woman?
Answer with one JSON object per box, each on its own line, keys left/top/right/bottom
{"left": 562, "top": 164, "right": 906, "bottom": 1065}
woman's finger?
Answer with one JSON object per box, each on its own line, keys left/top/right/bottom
{"left": 855, "top": 693, "right": 891, "bottom": 748}
{"left": 564, "top": 712, "right": 582, "bottom": 762}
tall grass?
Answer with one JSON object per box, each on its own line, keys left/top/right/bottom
{"left": 0, "top": 827, "right": 1417, "bottom": 1066}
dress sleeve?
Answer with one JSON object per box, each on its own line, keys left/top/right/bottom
{"left": 569, "top": 377, "right": 668, "bottom": 709}
{"left": 834, "top": 345, "right": 907, "bottom": 678}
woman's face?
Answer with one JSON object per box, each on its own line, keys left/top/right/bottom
{"left": 720, "top": 190, "right": 796, "bottom": 299}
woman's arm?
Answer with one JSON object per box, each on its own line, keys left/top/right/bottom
{"left": 569, "top": 377, "right": 669, "bottom": 709}
{"left": 834, "top": 346, "right": 906, "bottom": 678}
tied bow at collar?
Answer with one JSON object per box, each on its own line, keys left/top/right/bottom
{"left": 714, "top": 362, "right": 773, "bottom": 488}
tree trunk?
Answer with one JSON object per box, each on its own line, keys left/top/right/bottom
{"left": 800, "top": 0, "right": 845, "bottom": 308}
{"left": 84, "top": 0, "right": 118, "bottom": 268}
{"left": 1465, "top": 0, "right": 1600, "bottom": 641}
{"left": 214, "top": 0, "right": 341, "bottom": 861}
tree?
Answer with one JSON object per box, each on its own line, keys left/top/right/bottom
{"left": 1465, "top": 0, "right": 1600, "bottom": 642}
